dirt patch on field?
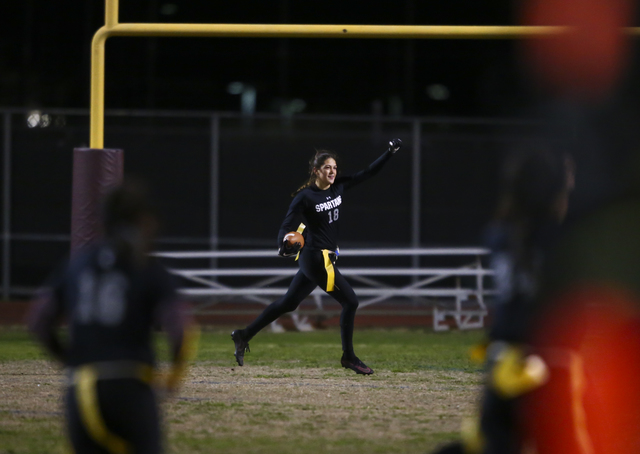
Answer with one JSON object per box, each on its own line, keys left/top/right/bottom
{"left": 0, "top": 360, "right": 482, "bottom": 452}
{"left": 0, "top": 361, "right": 64, "bottom": 414}
{"left": 170, "top": 363, "right": 481, "bottom": 441}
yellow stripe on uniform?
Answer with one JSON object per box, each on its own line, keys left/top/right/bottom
{"left": 75, "top": 366, "right": 130, "bottom": 454}
{"left": 322, "top": 249, "right": 335, "bottom": 292}
{"left": 569, "top": 353, "right": 595, "bottom": 454}
{"left": 135, "top": 363, "right": 155, "bottom": 385}
{"left": 295, "top": 223, "right": 306, "bottom": 261}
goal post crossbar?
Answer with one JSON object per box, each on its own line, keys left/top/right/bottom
{"left": 90, "top": 0, "right": 640, "bottom": 148}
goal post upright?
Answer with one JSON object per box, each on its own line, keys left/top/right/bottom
{"left": 70, "top": 0, "right": 120, "bottom": 253}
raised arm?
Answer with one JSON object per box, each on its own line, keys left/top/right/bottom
{"left": 339, "top": 138, "right": 402, "bottom": 190}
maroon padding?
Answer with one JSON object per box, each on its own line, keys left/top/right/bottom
{"left": 70, "top": 148, "right": 124, "bottom": 253}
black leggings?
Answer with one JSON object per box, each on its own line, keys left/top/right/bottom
{"left": 244, "top": 248, "right": 360, "bottom": 358}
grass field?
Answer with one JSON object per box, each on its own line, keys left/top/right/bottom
{"left": 0, "top": 326, "right": 485, "bottom": 454}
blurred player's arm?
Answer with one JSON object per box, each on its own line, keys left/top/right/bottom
{"left": 156, "top": 296, "right": 199, "bottom": 393}
{"left": 27, "top": 288, "right": 67, "bottom": 364}
{"left": 489, "top": 343, "right": 549, "bottom": 398}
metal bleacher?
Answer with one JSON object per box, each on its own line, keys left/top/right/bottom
{"left": 154, "top": 247, "right": 495, "bottom": 332}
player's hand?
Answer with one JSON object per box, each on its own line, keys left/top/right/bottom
{"left": 278, "top": 240, "right": 301, "bottom": 257}
{"left": 389, "top": 138, "right": 402, "bottom": 154}
{"left": 154, "top": 365, "right": 185, "bottom": 399}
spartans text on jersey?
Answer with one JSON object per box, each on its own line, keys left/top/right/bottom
{"left": 315, "top": 196, "right": 342, "bottom": 212}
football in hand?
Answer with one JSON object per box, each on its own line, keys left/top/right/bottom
{"left": 284, "top": 231, "right": 304, "bottom": 249}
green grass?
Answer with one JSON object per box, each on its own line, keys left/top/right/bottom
{"left": 0, "top": 327, "right": 48, "bottom": 362}
{"left": 0, "top": 417, "right": 67, "bottom": 454}
{"left": 193, "top": 328, "right": 484, "bottom": 372}
{"left": 1, "top": 327, "right": 484, "bottom": 372}
{"left": 0, "top": 326, "right": 485, "bottom": 454}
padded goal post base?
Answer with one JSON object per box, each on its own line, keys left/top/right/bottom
{"left": 71, "top": 148, "right": 123, "bottom": 253}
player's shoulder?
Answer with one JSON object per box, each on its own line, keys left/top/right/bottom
{"left": 292, "top": 186, "right": 316, "bottom": 204}
{"left": 299, "top": 183, "right": 321, "bottom": 194}
{"left": 295, "top": 186, "right": 311, "bottom": 197}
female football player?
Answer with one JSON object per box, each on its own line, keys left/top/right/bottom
{"left": 29, "top": 181, "right": 197, "bottom": 453}
{"left": 232, "top": 138, "right": 402, "bottom": 375}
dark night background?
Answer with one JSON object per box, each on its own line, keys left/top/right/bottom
{"left": 2, "top": 1, "right": 640, "bottom": 293}
{"left": 2, "top": 0, "right": 527, "bottom": 115}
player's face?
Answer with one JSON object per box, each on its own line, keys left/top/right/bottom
{"left": 314, "top": 158, "right": 337, "bottom": 189}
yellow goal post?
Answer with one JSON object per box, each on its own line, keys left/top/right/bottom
{"left": 90, "top": 0, "right": 640, "bottom": 148}
{"left": 92, "top": 0, "right": 570, "bottom": 148}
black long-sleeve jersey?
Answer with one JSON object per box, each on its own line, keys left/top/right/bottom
{"left": 277, "top": 149, "right": 394, "bottom": 251}
{"left": 29, "top": 241, "right": 185, "bottom": 368}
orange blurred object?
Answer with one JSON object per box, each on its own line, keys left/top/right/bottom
{"left": 525, "top": 286, "right": 640, "bottom": 453}
{"left": 520, "top": 0, "right": 634, "bottom": 101}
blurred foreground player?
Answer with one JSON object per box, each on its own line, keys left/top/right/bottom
{"left": 432, "top": 147, "right": 575, "bottom": 454}
{"left": 522, "top": 143, "right": 640, "bottom": 452}
{"left": 29, "top": 181, "right": 197, "bottom": 454}
{"left": 231, "top": 139, "right": 402, "bottom": 375}
{"left": 476, "top": 148, "right": 574, "bottom": 454}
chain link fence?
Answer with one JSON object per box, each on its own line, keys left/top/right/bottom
{"left": 0, "top": 108, "right": 544, "bottom": 298}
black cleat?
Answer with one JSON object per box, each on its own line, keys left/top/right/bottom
{"left": 341, "top": 354, "right": 374, "bottom": 375}
{"left": 231, "top": 330, "right": 250, "bottom": 366}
